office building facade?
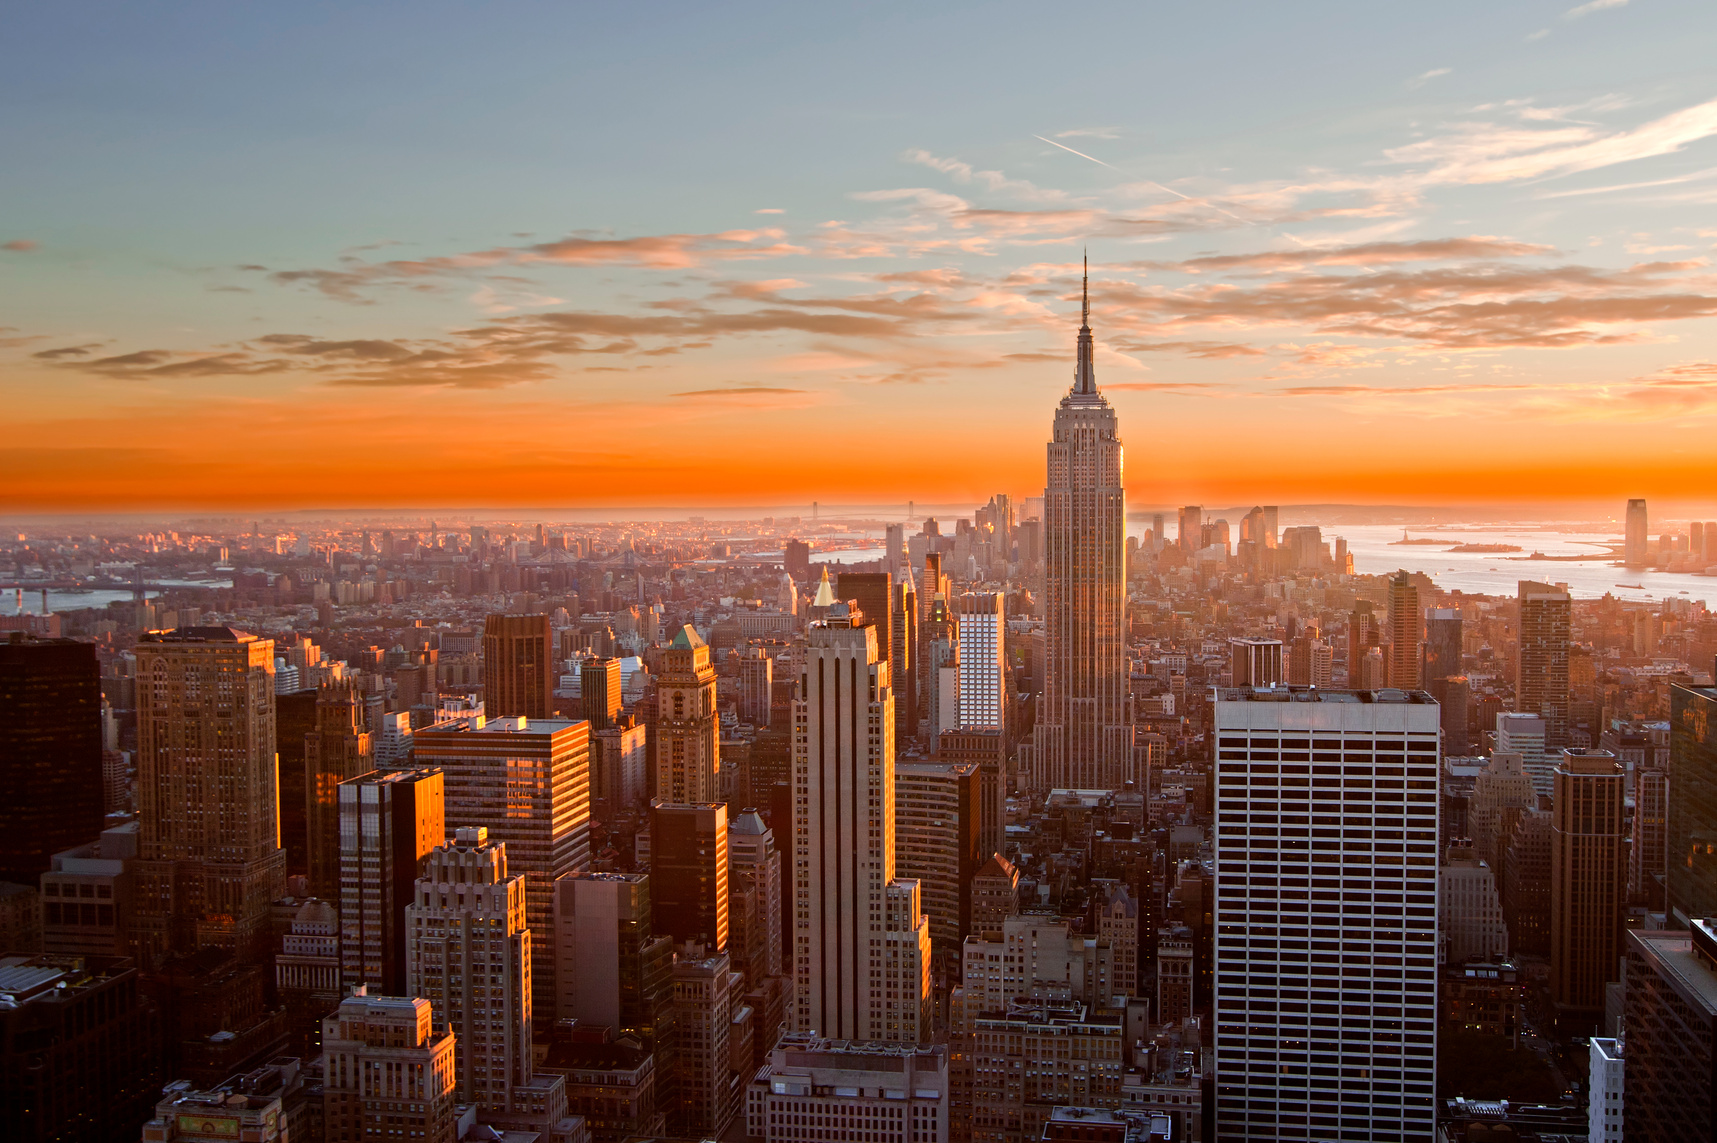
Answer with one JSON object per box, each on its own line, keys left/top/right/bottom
{"left": 1668, "top": 684, "right": 1717, "bottom": 927}
{"left": 338, "top": 767, "right": 444, "bottom": 995}
{"left": 655, "top": 625, "right": 722, "bottom": 804}
{"left": 1550, "top": 749, "right": 1624, "bottom": 1025}
{"left": 132, "top": 628, "right": 286, "bottom": 963}
{"left": 0, "top": 635, "right": 105, "bottom": 887}
{"left": 1518, "top": 581, "right": 1572, "bottom": 748}
{"left": 482, "top": 612, "right": 554, "bottom": 720}
{"left": 650, "top": 800, "right": 729, "bottom": 952}
{"left": 1212, "top": 687, "right": 1440, "bottom": 1142}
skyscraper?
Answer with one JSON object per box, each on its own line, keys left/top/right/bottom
{"left": 1178, "top": 505, "right": 1203, "bottom": 552}
{"left": 955, "top": 592, "right": 1005, "bottom": 730}
{"left": 305, "top": 682, "right": 374, "bottom": 900}
{"left": 407, "top": 827, "right": 535, "bottom": 1110}
{"left": 552, "top": 870, "right": 674, "bottom": 1040}
{"left": 1229, "top": 638, "right": 1284, "bottom": 688}
{"left": 1422, "top": 607, "right": 1463, "bottom": 682}
{"left": 650, "top": 800, "right": 729, "bottom": 952}
{"left": 132, "top": 627, "right": 286, "bottom": 962}
{"left": 483, "top": 612, "right": 554, "bottom": 720}
{"left": 1667, "top": 684, "right": 1717, "bottom": 927}
{"left": 0, "top": 634, "right": 104, "bottom": 886}
{"left": 1625, "top": 499, "right": 1649, "bottom": 568}
{"left": 655, "top": 625, "right": 721, "bottom": 803}
{"left": 322, "top": 993, "right": 458, "bottom": 1143}
{"left": 1029, "top": 263, "right": 1131, "bottom": 792}
{"left": 728, "top": 809, "right": 784, "bottom": 983}
{"left": 1622, "top": 923, "right": 1717, "bottom": 1139}
{"left": 1549, "top": 749, "right": 1624, "bottom": 1029}
{"left": 791, "top": 603, "right": 932, "bottom": 1042}
{"left": 893, "top": 759, "right": 982, "bottom": 955}
{"left": 339, "top": 767, "right": 444, "bottom": 995}
{"left": 581, "top": 656, "right": 622, "bottom": 730}
{"left": 1518, "top": 581, "right": 1572, "bottom": 748}
{"left": 1212, "top": 687, "right": 1440, "bottom": 1142}
{"left": 414, "top": 714, "right": 591, "bottom": 1029}
{"left": 1388, "top": 571, "right": 1422, "bottom": 689}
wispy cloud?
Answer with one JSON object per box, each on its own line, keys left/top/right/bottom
{"left": 1407, "top": 67, "right": 1452, "bottom": 90}
{"left": 1565, "top": 0, "right": 1627, "bottom": 18}
{"left": 2, "top": 239, "right": 38, "bottom": 252}
{"left": 1056, "top": 127, "right": 1120, "bottom": 140}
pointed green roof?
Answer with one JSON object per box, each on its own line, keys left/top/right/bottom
{"left": 670, "top": 624, "right": 704, "bottom": 649}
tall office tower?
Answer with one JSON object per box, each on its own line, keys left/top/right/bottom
{"left": 322, "top": 992, "right": 458, "bottom": 1143}
{"left": 838, "top": 568, "right": 897, "bottom": 696}
{"left": 1470, "top": 753, "right": 1536, "bottom": 867}
{"left": 1030, "top": 269, "right": 1131, "bottom": 792}
{"left": 1212, "top": 688, "right": 1440, "bottom": 1143}
{"left": 414, "top": 714, "right": 591, "bottom": 1029}
{"left": 1178, "top": 505, "right": 1203, "bottom": 551}
{"left": 553, "top": 871, "right": 675, "bottom": 1042}
{"left": 1518, "top": 581, "right": 1572, "bottom": 748}
{"left": 737, "top": 647, "right": 773, "bottom": 727}
{"left": 483, "top": 612, "right": 553, "bottom": 720}
{"left": 886, "top": 522, "right": 906, "bottom": 578}
{"left": 922, "top": 592, "right": 959, "bottom": 742}
{"left": 894, "top": 759, "right": 982, "bottom": 954}
{"left": 1426, "top": 675, "right": 1471, "bottom": 756}
{"left": 956, "top": 593, "right": 1006, "bottom": 729}
{"left": 1098, "top": 883, "right": 1140, "bottom": 997}
{"left": 132, "top": 628, "right": 285, "bottom": 963}
{"left": 1623, "top": 923, "right": 1717, "bottom": 1138}
{"left": 655, "top": 625, "right": 721, "bottom": 804}
{"left": 1262, "top": 505, "right": 1279, "bottom": 549}
{"left": 650, "top": 800, "right": 729, "bottom": 951}
{"left": 670, "top": 949, "right": 744, "bottom": 1137}
{"left": 274, "top": 686, "right": 319, "bottom": 876}
{"left": 729, "top": 810, "right": 784, "bottom": 983}
{"left": 1631, "top": 754, "right": 1669, "bottom": 908}
{"left": 1667, "top": 684, "right": 1717, "bottom": 926}
{"left": 1625, "top": 499, "right": 1649, "bottom": 567}
{"left": 891, "top": 574, "right": 917, "bottom": 744}
{"left": 1550, "top": 749, "right": 1623, "bottom": 1029}
{"left": 1423, "top": 606, "right": 1462, "bottom": 683}
{"left": 1497, "top": 712, "right": 1553, "bottom": 798}
{"left": 1388, "top": 571, "right": 1422, "bottom": 689}
{"left": 1229, "top": 638, "right": 1284, "bottom": 688}
{"left": 745, "top": 1034, "right": 949, "bottom": 1143}
{"left": 339, "top": 767, "right": 445, "bottom": 995}
{"left": 784, "top": 539, "right": 811, "bottom": 582}
{"left": 969, "top": 853, "right": 1021, "bottom": 934}
{"left": 593, "top": 719, "right": 648, "bottom": 811}
{"left": 408, "top": 827, "right": 536, "bottom": 1110}
{"left": 1501, "top": 808, "right": 1554, "bottom": 957}
{"left": 581, "top": 656, "right": 622, "bottom": 730}
{"left": 791, "top": 604, "right": 933, "bottom": 1042}
{"left": 305, "top": 683, "right": 375, "bottom": 900}
{"left": 0, "top": 634, "right": 103, "bottom": 886}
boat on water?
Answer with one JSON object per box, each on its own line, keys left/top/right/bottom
{"left": 1617, "top": 583, "right": 1645, "bottom": 589}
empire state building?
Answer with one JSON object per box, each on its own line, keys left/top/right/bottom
{"left": 1027, "top": 261, "right": 1133, "bottom": 791}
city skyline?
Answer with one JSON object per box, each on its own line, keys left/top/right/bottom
{"left": 6, "top": 3, "right": 1717, "bottom": 510}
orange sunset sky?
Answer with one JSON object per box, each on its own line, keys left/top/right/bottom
{"left": 4, "top": 2, "right": 1717, "bottom": 514}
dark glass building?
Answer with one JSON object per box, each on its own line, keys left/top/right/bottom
{"left": 649, "top": 801, "right": 728, "bottom": 952}
{"left": 0, "top": 634, "right": 104, "bottom": 885}
{"left": 1668, "top": 684, "right": 1717, "bottom": 928}
{"left": 1624, "top": 924, "right": 1717, "bottom": 1140}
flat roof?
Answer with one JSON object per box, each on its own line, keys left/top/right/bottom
{"left": 1212, "top": 685, "right": 1437, "bottom": 705}
{"left": 1630, "top": 930, "right": 1717, "bottom": 1014}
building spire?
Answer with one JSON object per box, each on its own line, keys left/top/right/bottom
{"left": 1074, "top": 249, "right": 1096, "bottom": 394}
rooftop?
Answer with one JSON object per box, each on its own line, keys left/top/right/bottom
{"left": 1212, "top": 685, "right": 1437, "bottom": 704}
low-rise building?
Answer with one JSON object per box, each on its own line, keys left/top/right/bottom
{"left": 745, "top": 1032, "right": 948, "bottom": 1143}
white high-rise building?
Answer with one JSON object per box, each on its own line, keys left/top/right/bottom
{"left": 1588, "top": 1035, "right": 1624, "bottom": 1142}
{"left": 956, "top": 592, "right": 1006, "bottom": 732}
{"left": 791, "top": 603, "right": 932, "bottom": 1043}
{"left": 1212, "top": 687, "right": 1440, "bottom": 1143}
{"left": 1497, "top": 712, "right": 1552, "bottom": 798}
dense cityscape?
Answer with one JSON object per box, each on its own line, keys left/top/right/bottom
{"left": 3, "top": 276, "right": 1717, "bottom": 1142}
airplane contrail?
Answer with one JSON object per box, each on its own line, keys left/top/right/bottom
{"left": 1032, "top": 133, "right": 1263, "bottom": 231}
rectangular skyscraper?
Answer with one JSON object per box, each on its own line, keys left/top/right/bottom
{"left": 1550, "top": 749, "right": 1624, "bottom": 1029}
{"left": 1029, "top": 264, "right": 1132, "bottom": 792}
{"left": 1212, "top": 687, "right": 1440, "bottom": 1143}
{"left": 483, "top": 613, "right": 554, "bottom": 720}
{"left": 1667, "top": 684, "right": 1717, "bottom": 927}
{"left": 1518, "top": 581, "right": 1572, "bottom": 748}
{"left": 650, "top": 800, "right": 729, "bottom": 952}
{"left": 338, "top": 767, "right": 444, "bottom": 995}
{"left": 791, "top": 603, "right": 932, "bottom": 1042}
{"left": 655, "top": 625, "right": 721, "bottom": 803}
{"left": 132, "top": 627, "right": 286, "bottom": 963}
{"left": 1388, "top": 571, "right": 1422, "bottom": 690}
{"left": 1625, "top": 499, "right": 1649, "bottom": 567}
{"left": 1229, "top": 638, "right": 1284, "bottom": 688}
{"left": 414, "top": 713, "right": 591, "bottom": 1030}
{"left": 0, "top": 634, "right": 104, "bottom": 886}
{"left": 581, "top": 656, "right": 622, "bottom": 730}
{"left": 306, "top": 682, "right": 375, "bottom": 900}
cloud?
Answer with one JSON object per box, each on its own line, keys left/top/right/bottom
{"left": 1103, "top": 381, "right": 1228, "bottom": 393}
{"left": 1159, "top": 237, "right": 1556, "bottom": 274}
{"left": 31, "top": 343, "right": 104, "bottom": 360}
{"left": 1111, "top": 339, "right": 1267, "bottom": 359}
{"left": 755, "top": 208, "right": 785, "bottom": 214}
{"left": 1057, "top": 127, "right": 1121, "bottom": 140}
{"left": 1386, "top": 95, "right": 1717, "bottom": 185}
{"left": 1270, "top": 382, "right": 1540, "bottom": 396}
{"left": 674, "top": 386, "right": 805, "bottom": 397}
{"left": 1565, "top": 0, "right": 1626, "bottom": 17}
{"left": 1407, "top": 67, "right": 1452, "bottom": 90}
{"left": 2, "top": 240, "right": 38, "bottom": 251}
{"left": 1526, "top": 27, "right": 1551, "bottom": 41}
